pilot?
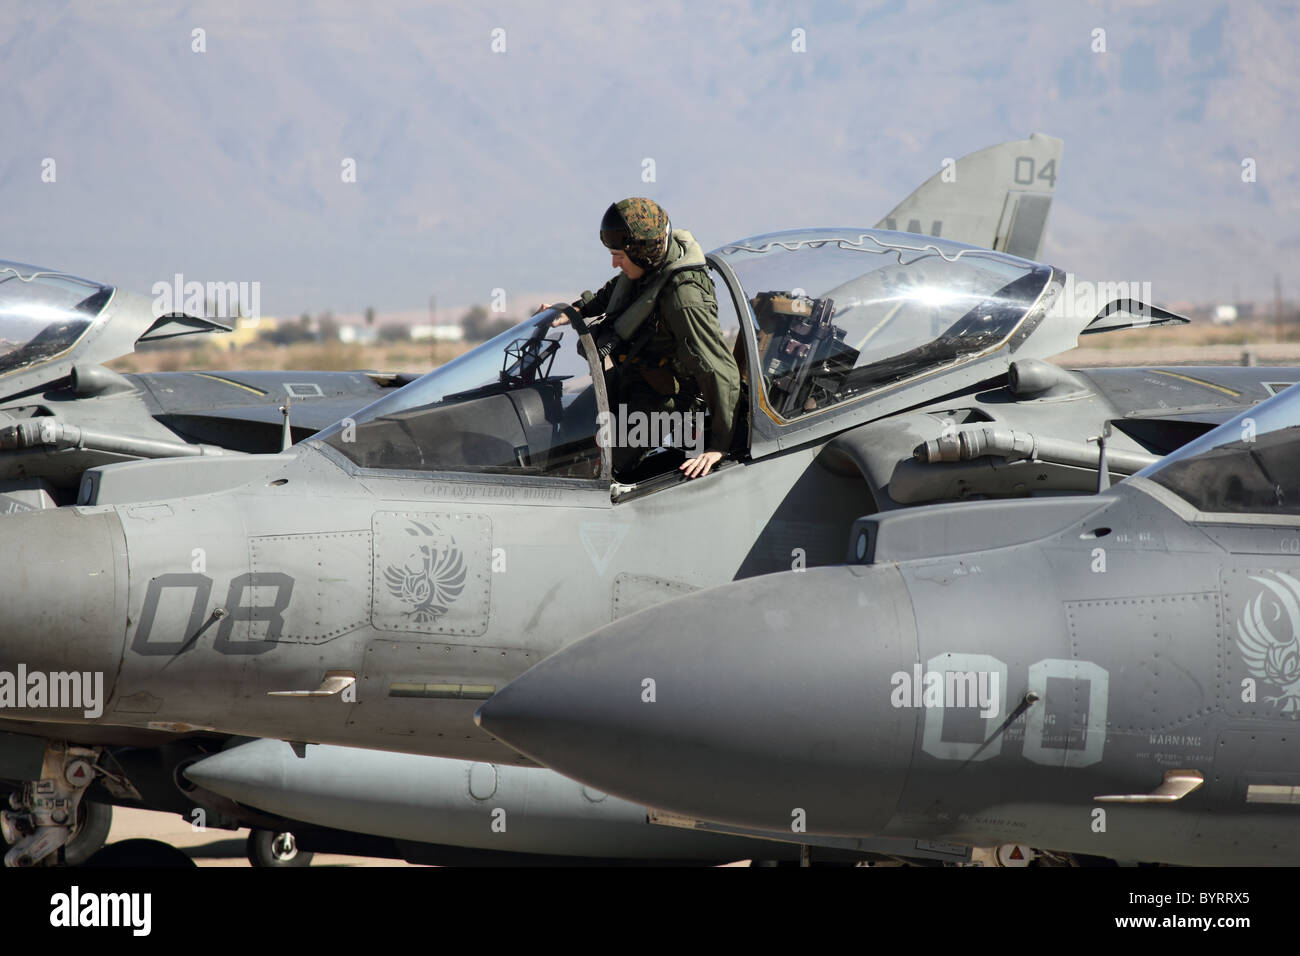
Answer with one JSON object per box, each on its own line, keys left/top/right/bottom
{"left": 563, "top": 197, "right": 741, "bottom": 480}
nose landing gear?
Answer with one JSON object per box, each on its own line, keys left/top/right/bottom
{"left": 2, "top": 742, "right": 104, "bottom": 867}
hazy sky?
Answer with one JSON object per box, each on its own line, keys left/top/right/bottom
{"left": 2, "top": 0, "right": 1297, "bottom": 319}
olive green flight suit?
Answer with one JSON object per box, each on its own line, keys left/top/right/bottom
{"left": 577, "top": 233, "right": 742, "bottom": 477}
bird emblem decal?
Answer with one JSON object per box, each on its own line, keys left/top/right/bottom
{"left": 1237, "top": 570, "right": 1300, "bottom": 714}
{"left": 382, "top": 520, "right": 467, "bottom": 623}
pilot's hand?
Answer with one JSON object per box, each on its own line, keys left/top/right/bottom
{"left": 534, "top": 303, "right": 570, "bottom": 324}
{"left": 680, "top": 450, "right": 723, "bottom": 479}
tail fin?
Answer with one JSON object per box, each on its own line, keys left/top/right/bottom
{"left": 875, "top": 132, "right": 1063, "bottom": 259}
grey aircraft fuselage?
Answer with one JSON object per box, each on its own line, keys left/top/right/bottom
{"left": 476, "top": 385, "right": 1300, "bottom": 866}
{"left": 3, "top": 424, "right": 868, "bottom": 762}
{"left": 1, "top": 226, "right": 1297, "bottom": 773}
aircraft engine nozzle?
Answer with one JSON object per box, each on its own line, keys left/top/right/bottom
{"left": 476, "top": 565, "right": 919, "bottom": 836}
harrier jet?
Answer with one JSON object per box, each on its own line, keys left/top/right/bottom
{"left": 478, "top": 384, "right": 1300, "bottom": 866}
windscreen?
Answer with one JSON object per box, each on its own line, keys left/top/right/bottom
{"left": 314, "top": 309, "right": 602, "bottom": 478}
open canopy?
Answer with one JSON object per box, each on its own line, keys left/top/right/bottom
{"left": 0, "top": 262, "right": 113, "bottom": 378}
{"left": 714, "top": 230, "right": 1052, "bottom": 422}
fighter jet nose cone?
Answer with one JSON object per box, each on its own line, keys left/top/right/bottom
{"left": 473, "top": 641, "right": 618, "bottom": 757}
{"left": 479, "top": 565, "right": 920, "bottom": 836}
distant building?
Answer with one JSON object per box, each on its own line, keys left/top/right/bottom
{"left": 410, "top": 324, "right": 465, "bottom": 342}
{"left": 338, "top": 325, "right": 379, "bottom": 345}
{"left": 222, "top": 316, "right": 279, "bottom": 348}
{"left": 1212, "top": 305, "right": 1238, "bottom": 326}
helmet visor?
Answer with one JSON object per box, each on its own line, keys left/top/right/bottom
{"left": 599, "top": 204, "right": 630, "bottom": 250}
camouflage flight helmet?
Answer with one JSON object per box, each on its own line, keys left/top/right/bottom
{"left": 599, "top": 198, "right": 671, "bottom": 271}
